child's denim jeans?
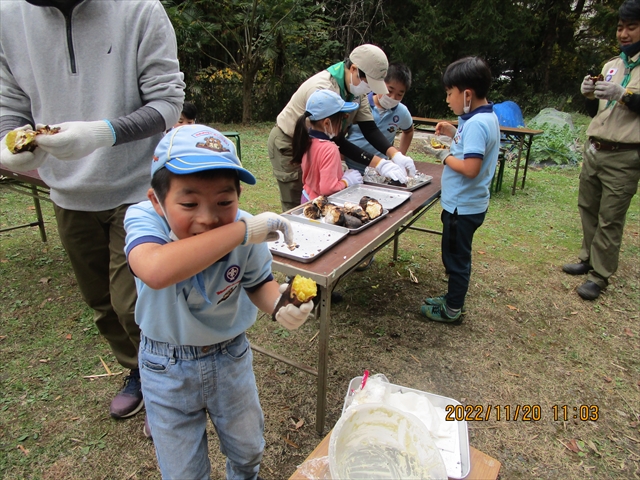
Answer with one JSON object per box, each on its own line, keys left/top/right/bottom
{"left": 139, "top": 332, "right": 264, "bottom": 480}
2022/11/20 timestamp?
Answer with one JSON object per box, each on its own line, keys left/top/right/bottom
{"left": 552, "top": 405, "right": 599, "bottom": 421}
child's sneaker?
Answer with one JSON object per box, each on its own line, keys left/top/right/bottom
{"left": 424, "top": 295, "right": 466, "bottom": 315}
{"left": 420, "top": 303, "right": 463, "bottom": 324}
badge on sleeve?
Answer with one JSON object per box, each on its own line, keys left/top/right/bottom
{"left": 605, "top": 68, "right": 617, "bottom": 82}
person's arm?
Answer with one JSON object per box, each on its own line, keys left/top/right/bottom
{"left": 128, "top": 222, "right": 247, "bottom": 289}
{"left": 398, "top": 125, "right": 414, "bottom": 154}
{"left": 316, "top": 143, "right": 350, "bottom": 195}
{"left": 358, "top": 120, "right": 398, "bottom": 158}
{"left": 621, "top": 92, "right": 640, "bottom": 114}
{"left": 247, "top": 280, "right": 313, "bottom": 330}
{"left": 246, "top": 280, "right": 282, "bottom": 316}
{"left": 441, "top": 155, "right": 482, "bottom": 178}
{"left": 435, "top": 122, "right": 457, "bottom": 138}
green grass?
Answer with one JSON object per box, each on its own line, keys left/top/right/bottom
{"left": 1, "top": 118, "right": 639, "bottom": 479}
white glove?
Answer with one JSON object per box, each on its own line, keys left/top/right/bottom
{"left": 274, "top": 283, "right": 313, "bottom": 330}
{"left": 0, "top": 125, "right": 48, "bottom": 172}
{"left": 36, "top": 120, "right": 115, "bottom": 161}
{"left": 375, "top": 158, "right": 407, "bottom": 184}
{"left": 391, "top": 152, "right": 417, "bottom": 177}
{"left": 423, "top": 144, "right": 451, "bottom": 163}
{"left": 594, "top": 81, "right": 626, "bottom": 101}
{"left": 341, "top": 169, "right": 363, "bottom": 187}
{"left": 240, "top": 212, "right": 294, "bottom": 245}
{"left": 580, "top": 75, "right": 596, "bottom": 96}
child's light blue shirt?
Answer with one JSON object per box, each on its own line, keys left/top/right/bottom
{"left": 124, "top": 201, "right": 274, "bottom": 346}
{"left": 441, "top": 104, "right": 500, "bottom": 215}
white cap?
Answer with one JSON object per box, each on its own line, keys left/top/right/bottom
{"left": 349, "top": 44, "right": 389, "bottom": 95}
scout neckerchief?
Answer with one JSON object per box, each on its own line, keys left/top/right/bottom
{"left": 326, "top": 62, "right": 354, "bottom": 102}
{"left": 608, "top": 46, "right": 640, "bottom": 108}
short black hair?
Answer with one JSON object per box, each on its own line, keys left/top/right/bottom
{"left": 442, "top": 57, "right": 492, "bottom": 99}
{"left": 386, "top": 63, "right": 412, "bottom": 90}
{"left": 182, "top": 101, "right": 198, "bottom": 121}
{"left": 343, "top": 58, "right": 368, "bottom": 81}
{"left": 619, "top": 0, "right": 640, "bottom": 21}
{"left": 151, "top": 168, "right": 241, "bottom": 205}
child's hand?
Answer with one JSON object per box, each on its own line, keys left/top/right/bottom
{"left": 435, "top": 122, "right": 456, "bottom": 138}
{"left": 240, "top": 212, "right": 293, "bottom": 245}
{"left": 274, "top": 284, "right": 313, "bottom": 329}
{"left": 341, "top": 169, "right": 363, "bottom": 187}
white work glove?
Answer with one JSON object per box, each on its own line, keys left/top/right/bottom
{"left": 36, "top": 120, "right": 115, "bottom": 161}
{"left": 594, "top": 81, "right": 626, "bottom": 101}
{"left": 0, "top": 125, "right": 48, "bottom": 172}
{"left": 423, "top": 144, "right": 451, "bottom": 163}
{"left": 239, "top": 212, "right": 294, "bottom": 245}
{"left": 274, "top": 283, "right": 314, "bottom": 330}
{"left": 375, "top": 158, "right": 407, "bottom": 184}
{"left": 341, "top": 169, "right": 363, "bottom": 187}
{"left": 391, "top": 152, "right": 417, "bottom": 177}
{"left": 580, "top": 75, "right": 596, "bottom": 97}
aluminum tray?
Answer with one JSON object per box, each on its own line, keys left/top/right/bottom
{"left": 364, "top": 174, "right": 433, "bottom": 192}
{"left": 268, "top": 216, "right": 348, "bottom": 263}
{"left": 327, "top": 184, "right": 412, "bottom": 211}
{"left": 342, "top": 375, "right": 470, "bottom": 479}
{"left": 285, "top": 204, "right": 388, "bottom": 235}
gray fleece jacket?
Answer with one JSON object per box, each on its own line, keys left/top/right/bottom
{"left": 0, "top": 0, "right": 185, "bottom": 210}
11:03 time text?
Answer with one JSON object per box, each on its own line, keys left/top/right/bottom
{"left": 444, "top": 404, "right": 600, "bottom": 422}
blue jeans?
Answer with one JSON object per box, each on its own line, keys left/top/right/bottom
{"left": 139, "top": 333, "right": 264, "bottom": 480}
{"left": 441, "top": 209, "right": 486, "bottom": 309}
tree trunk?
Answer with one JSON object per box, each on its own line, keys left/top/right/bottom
{"left": 242, "top": 72, "right": 253, "bottom": 124}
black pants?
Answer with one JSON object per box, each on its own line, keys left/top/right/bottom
{"left": 441, "top": 209, "right": 486, "bottom": 309}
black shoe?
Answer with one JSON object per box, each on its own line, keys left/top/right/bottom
{"left": 577, "top": 281, "right": 601, "bottom": 300}
{"left": 110, "top": 368, "right": 144, "bottom": 419}
{"left": 562, "top": 261, "right": 591, "bottom": 275}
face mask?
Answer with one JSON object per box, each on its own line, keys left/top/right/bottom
{"left": 153, "top": 190, "right": 179, "bottom": 241}
{"left": 463, "top": 90, "right": 471, "bottom": 114}
{"left": 350, "top": 71, "right": 372, "bottom": 96}
{"left": 378, "top": 94, "right": 400, "bottom": 110}
{"left": 324, "top": 125, "right": 336, "bottom": 139}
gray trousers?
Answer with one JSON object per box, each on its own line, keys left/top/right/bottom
{"left": 54, "top": 203, "right": 140, "bottom": 369}
{"left": 577, "top": 143, "right": 640, "bottom": 288}
{"left": 267, "top": 125, "right": 302, "bottom": 212}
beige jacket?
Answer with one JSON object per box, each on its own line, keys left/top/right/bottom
{"left": 586, "top": 53, "right": 640, "bottom": 143}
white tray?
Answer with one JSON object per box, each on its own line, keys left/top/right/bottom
{"left": 327, "top": 184, "right": 412, "bottom": 211}
{"left": 342, "top": 376, "right": 471, "bottom": 479}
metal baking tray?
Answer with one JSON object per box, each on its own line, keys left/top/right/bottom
{"left": 364, "top": 174, "right": 433, "bottom": 192}
{"left": 268, "top": 215, "right": 349, "bottom": 263}
{"left": 285, "top": 204, "right": 389, "bottom": 235}
{"left": 327, "top": 184, "right": 412, "bottom": 211}
{"left": 342, "top": 375, "right": 470, "bottom": 480}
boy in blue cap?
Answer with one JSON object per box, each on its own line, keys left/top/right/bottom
{"left": 124, "top": 125, "right": 313, "bottom": 479}
{"left": 422, "top": 57, "right": 501, "bottom": 323}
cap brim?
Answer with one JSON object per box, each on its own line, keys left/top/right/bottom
{"left": 165, "top": 156, "right": 257, "bottom": 185}
{"left": 340, "top": 101, "right": 360, "bottom": 112}
{"left": 367, "top": 77, "right": 388, "bottom": 95}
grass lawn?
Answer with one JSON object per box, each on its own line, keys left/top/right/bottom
{"left": 1, "top": 120, "right": 638, "bottom": 479}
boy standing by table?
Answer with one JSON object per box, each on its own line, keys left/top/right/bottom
{"left": 421, "top": 57, "right": 500, "bottom": 324}
{"left": 124, "top": 125, "right": 314, "bottom": 479}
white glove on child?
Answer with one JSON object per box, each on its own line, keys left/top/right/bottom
{"left": 341, "top": 169, "right": 363, "bottom": 187}
{"left": 0, "top": 125, "right": 48, "bottom": 172}
{"left": 240, "top": 212, "right": 294, "bottom": 245}
{"left": 580, "top": 75, "right": 596, "bottom": 97}
{"left": 274, "top": 283, "right": 314, "bottom": 330}
{"left": 391, "top": 152, "right": 417, "bottom": 177}
{"left": 375, "top": 158, "right": 407, "bottom": 183}
{"left": 36, "top": 120, "right": 115, "bottom": 161}
{"left": 594, "top": 81, "right": 626, "bottom": 101}
{"left": 424, "top": 144, "right": 451, "bottom": 163}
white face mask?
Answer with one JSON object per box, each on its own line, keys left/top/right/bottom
{"left": 378, "top": 94, "right": 400, "bottom": 110}
{"left": 153, "top": 190, "right": 179, "bottom": 241}
{"left": 349, "top": 71, "right": 372, "bottom": 96}
{"left": 463, "top": 90, "right": 471, "bottom": 114}
{"left": 323, "top": 125, "right": 336, "bottom": 139}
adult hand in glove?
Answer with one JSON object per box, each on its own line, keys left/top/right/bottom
{"left": 594, "top": 81, "right": 626, "bottom": 101}
{"left": 37, "top": 120, "right": 115, "bottom": 161}
{"left": 341, "top": 168, "right": 363, "bottom": 187}
{"left": 239, "top": 212, "right": 293, "bottom": 245}
{"left": 1, "top": 125, "right": 50, "bottom": 172}
{"left": 391, "top": 152, "right": 417, "bottom": 177}
{"left": 580, "top": 75, "right": 596, "bottom": 97}
{"left": 274, "top": 283, "right": 314, "bottom": 330}
{"left": 375, "top": 158, "right": 407, "bottom": 184}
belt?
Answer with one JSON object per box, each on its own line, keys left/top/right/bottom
{"left": 589, "top": 138, "right": 640, "bottom": 151}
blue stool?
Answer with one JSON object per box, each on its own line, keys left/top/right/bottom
{"left": 221, "top": 131, "right": 241, "bottom": 160}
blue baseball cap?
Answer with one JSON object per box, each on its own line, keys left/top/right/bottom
{"left": 306, "top": 90, "right": 359, "bottom": 121}
{"left": 151, "top": 125, "right": 256, "bottom": 185}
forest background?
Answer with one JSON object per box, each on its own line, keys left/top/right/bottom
{"left": 162, "top": 0, "right": 625, "bottom": 124}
